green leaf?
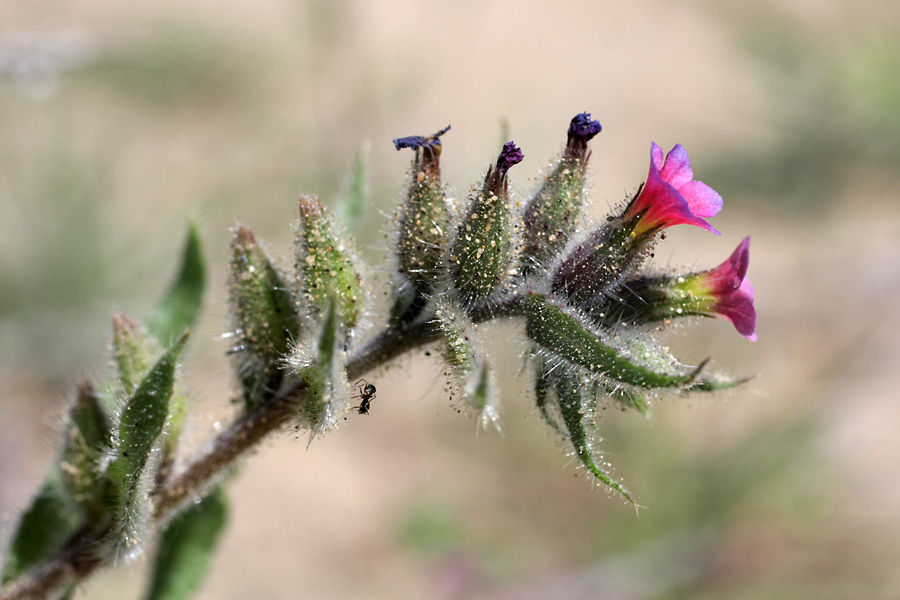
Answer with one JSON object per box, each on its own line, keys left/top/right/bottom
{"left": 149, "top": 223, "right": 205, "bottom": 345}
{"left": 107, "top": 332, "right": 189, "bottom": 558}
{"left": 144, "top": 487, "right": 228, "bottom": 600}
{"left": 339, "top": 142, "right": 369, "bottom": 233}
{"left": 2, "top": 475, "right": 82, "bottom": 584}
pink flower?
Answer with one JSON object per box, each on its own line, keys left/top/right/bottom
{"left": 694, "top": 237, "right": 757, "bottom": 340}
{"left": 625, "top": 142, "right": 723, "bottom": 236}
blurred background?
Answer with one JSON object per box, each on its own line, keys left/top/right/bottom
{"left": 2, "top": 0, "right": 900, "bottom": 598}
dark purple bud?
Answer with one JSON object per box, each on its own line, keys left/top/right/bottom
{"left": 496, "top": 141, "right": 524, "bottom": 174}
{"left": 565, "top": 112, "right": 602, "bottom": 159}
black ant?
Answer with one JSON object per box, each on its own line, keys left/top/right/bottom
{"left": 351, "top": 379, "right": 376, "bottom": 415}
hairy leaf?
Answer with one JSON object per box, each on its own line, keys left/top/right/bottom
{"left": 149, "top": 223, "right": 206, "bottom": 345}
{"left": 107, "top": 333, "right": 189, "bottom": 558}
{"left": 2, "top": 475, "right": 81, "bottom": 584}
{"left": 144, "top": 487, "right": 228, "bottom": 600}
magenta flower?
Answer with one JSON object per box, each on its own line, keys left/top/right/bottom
{"left": 691, "top": 236, "right": 757, "bottom": 340}
{"left": 625, "top": 142, "right": 723, "bottom": 236}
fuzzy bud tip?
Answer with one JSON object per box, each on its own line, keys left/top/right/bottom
{"left": 233, "top": 224, "right": 257, "bottom": 245}
{"left": 298, "top": 195, "right": 325, "bottom": 219}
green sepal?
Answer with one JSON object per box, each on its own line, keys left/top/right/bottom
{"left": 550, "top": 216, "right": 650, "bottom": 306}
{"left": 521, "top": 157, "right": 588, "bottom": 274}
{"left": 295, "top": 195, "right": 365, "bottom": 335}
{"left": 148, "top": 222, "right": 206, "bottom": 345}
{"left": 338, "top": 142, "right": 369, "bottom": 233}
{"left": 552, "top": 370, "right": 636, "bottom": 505}
{"left": 689, "top": 374, "right": 756, "bottom": 392}
{"left": 523, "top": 294, "right": 704, "bottom": 389}
{"left": 112, "top": 313, "right": 186, "bottom": 484}
{"left": 449, "top": 144, "right": 521, "bottom": 304}
{"left": 604, "top": 384, "right": 651, "bottom": 415}
{"left": 434, "top": 298, "right": 500, "bottom": 431}
{"left": 533, "top": 354, "right": 563, "bottom": 434}
{"left": 113, "top": 313, "right": 156, "bottom": 398}
{"left": 144, "top": 487, "right": 228, "bottom": 600}
{"left": 228, "top": 225, "right": 302, "bottom": 409}
{"left": 107, "top": 332, "right": 189, "bottom": 558}
{"left": 59, "top": 381, "right": 111, "bottom": 519}
{"left": 290, "top": 299, "right": 348, "bottom": 442}
{"left": 1, "top": 474, "right": 82, "bottom": 585}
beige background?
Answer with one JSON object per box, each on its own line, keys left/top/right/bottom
{"left": 2, "top": 1, "right": 900, "bottom": 598}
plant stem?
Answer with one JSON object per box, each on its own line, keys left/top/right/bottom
{"left": 0, "top": 298, "right": 529, "bottom": 600}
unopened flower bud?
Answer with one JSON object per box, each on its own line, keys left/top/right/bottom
{"left": 229, "top": 225, "right": 302, "bottom": 408}
{"left": 60, "top": 381, "right": 110, "bottom": 518}
{"left": 522, "top": 113, "right": 601, "bottom": 273}
{"left": 112, "top": 313, "right": 155, "bottom": 398}
{"left": 295, "top": 195, "right": 366, "bottom": 337}
{"left": 449, "top": 141, "right": 523, "bottom": 303}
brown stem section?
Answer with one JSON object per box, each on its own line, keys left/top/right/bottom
{"left": 0, "top": 299, "right": 528, "bottom": 600}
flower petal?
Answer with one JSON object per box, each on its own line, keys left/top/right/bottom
{"left": 679, "top": 180, "right": 723, "bottom": 219}
{"left": 650, "top": 142, "right": 665, "bottom": 171}
{"left": 705, "top": 237, "right": 750, "bottom": 293}
{"left": 716, "top": 277, "right": 757, "bottom": 340}
{"left": 659, "top": 144, "right": 693, "bottom": 189}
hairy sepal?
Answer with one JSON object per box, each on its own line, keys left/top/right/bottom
{"left": 544, "top": 367, "right": 635, "bottom": 505}
{"left": 228, "top": 225, "right": 302, "bottom": 410}
{"left": 286, "top": 300, "right": 350, "bottom": 444}
{"left": 523, "top": 293, "right": 708, "bottom": 389}
{"left": 295, "top": 195, "right": 368, "bottom": 343}
{"left": 59, "top": 382, "right": 111, "bottom": 520}
{"left": 434, "top": 297, "right": 501, "bottom": 432}
{"left": 521, "top": 156, "right": 589, "bottom": 275}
